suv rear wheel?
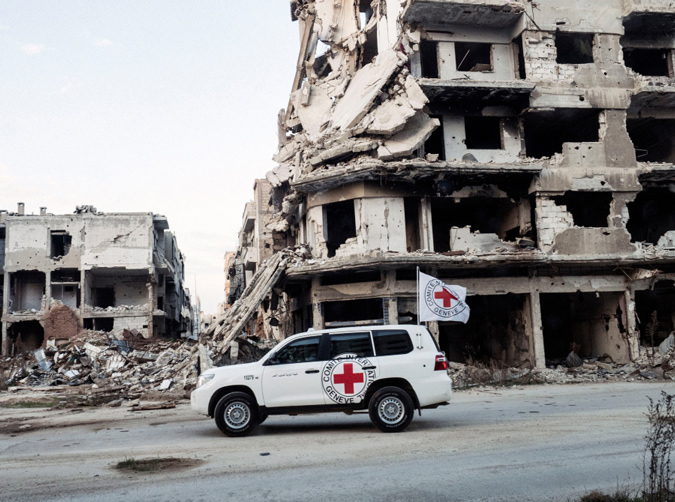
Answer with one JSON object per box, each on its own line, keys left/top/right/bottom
{"left": 368, "top": 386, "right": 414, "bottom": 433}
{"left": 214, "top": 392, "right": 259, "bottom": 437}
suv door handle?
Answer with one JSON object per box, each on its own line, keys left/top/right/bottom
{"left": 362, "top": 366, "right": 376, "bottom": 370}
{"left": 305, "top": 369, "right": 320, "bottom": 374}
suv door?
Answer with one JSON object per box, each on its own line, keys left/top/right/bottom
{"left": 321, "top": 331, "right": 378, "bottom": 405}
{"left": 261, "top": 335, "right": 326, "bottom": 407}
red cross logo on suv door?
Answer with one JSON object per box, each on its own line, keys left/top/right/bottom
{"left": 332, "top": 363, "right": 365, "bottom": 394}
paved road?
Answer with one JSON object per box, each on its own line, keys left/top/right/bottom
{"left": 2, "top": 381, "right": 675, "bottom": 502}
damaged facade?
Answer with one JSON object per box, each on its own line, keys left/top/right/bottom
{"left": 0, "top": 204, "right": 192, "bottom": 355}
{"left": 223, "top": 0, "right": 675, "bottom": 369}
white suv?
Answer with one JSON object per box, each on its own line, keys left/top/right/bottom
{"left": 191, "top": 325, "right": 452, "bottom": 436}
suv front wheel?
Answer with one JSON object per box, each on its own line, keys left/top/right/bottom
{"left": 368, "top": 386, "right": 414, "bottom": 433}
{"left": 214, "top": 392, "right": 259, "bottom": 437}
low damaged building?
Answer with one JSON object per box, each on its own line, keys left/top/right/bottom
{"left": 219, "top": 0, "right": 675, "bottom": 370}
{"left": 0, "top": 204, "right": 192, "bottom": 355}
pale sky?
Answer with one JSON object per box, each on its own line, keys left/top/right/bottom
{"left": 0, "top": 1, "right": 299, "bottom": 313}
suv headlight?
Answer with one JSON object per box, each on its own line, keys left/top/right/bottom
{"left": 197, "top": 373, "right": 215, "bottom": 388}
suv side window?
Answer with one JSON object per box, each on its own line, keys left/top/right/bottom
{"left": 270, "top": 336, "right": 322, "bottom": 365}
{"left": 373, "top": 330, "right": 414, "bottom": 356}
{"left": 329, "top": 332, "right": 374, "bottom": 358}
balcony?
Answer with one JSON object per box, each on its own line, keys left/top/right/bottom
{"left": 403, "top": 0, "right": 525, "bottom": 28}
{"left": 419, "top": 78, "right": 533, "bottom": 106}
{"left": 623, "top": 0, "right": 675, "bottom": 33}
{"left": 630, "top": 77, "right": 675, "bottom": 110}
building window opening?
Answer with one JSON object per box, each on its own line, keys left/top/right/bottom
{"left": 359, "top": 1, "right": 378, "bottom": 66}
{"left": 438, "top": 294, "right": 529, "bottom": 366}
{"left": 431, "top": 196, "right": 528, "bottom": 252}
{"left": 635, "top": 281, "right": 675, "bottom": 347}
{"left": 359, "top": 0, "right": 374, "bottom": 27}
{"left": 50, "top": 231, "right": 72, "bottom": 258}
{"left": 420, "top": 40, "right": 439, "bottom": 78}
{"left": 455, "top": 42, "right": 492, "bottom": 72}
{"left": 93, "top": 287, "right": 115, "bottom": 308}
{"left": 540, "top": 292, "right": 627, "bottom": 363}
{"left": 553, "top": 192, "right": 612, "bottom": 227}
{"left": 555, "top": 32, "right": 594, "bottom": 64}
{"left": 515, "top": 35, "right": 527, "bottom": 79}
{"left": 93, "top": 318, "right": 114, "bottom": 332}
{"left": 627, "top": 118, "right": 675, "bottom": 163}
{"left": 323, "top": 298, "right": 384, "bottom": 325}
{"left": 524, "top": 110, "right": 599, "bottom": 158}
{"left": 627, "top": 188, "right": 675, "bottom": 244}
{"left": 404, "top": 198, "right": 421, "bottom": 252}
{"left": 8, "top": 320, "right": 44, "bottom": 353}
{"left": 465, "top": 117, "right": 502, "bottom": 149}
{"left": 9, "top": 271, "right": 45, "bottom": 312}
{"left": 424, "top": 116, "right": 445, "bottom": 160}
{"left": 623, "top": 48, "right": 672, "bottom": 77}
{"left": 324, "top": 200, "right": 357, "bottom": 258}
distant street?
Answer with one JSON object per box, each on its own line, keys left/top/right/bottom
{"left": 3, "top": 381, "right": 674, "bottom": 502}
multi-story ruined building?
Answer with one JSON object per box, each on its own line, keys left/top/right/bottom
{"left": 224, "top": 0, "right": 675, "bottom": 368}
{"left": 0, "top": 204, "right": 192, "bottom": 355}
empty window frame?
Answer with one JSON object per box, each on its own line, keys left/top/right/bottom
{"left": 404, "top": 198, "right": 421, "bottom": 252}
{"left": 50, "top": 231, "right": 72, "bottom": 258}
{"left": 623, "top": 48, "right": 673, "bottom": 77}
{"left": 552, "top": 192, "right": 612, "bottom": 228}
{"left": 627, "top": 188, "right": 675, "bottom": 244}
{"left": 455, "top": 42, "right": 492, "bottom": 72}
{"left": 424, "top": 115, "right": 445, "bottom": 159}
{"left": 430, "top": 197, "right": 522, "bottom": 252}
{"left": 524, "top": 110, "right": 600, "bottom": 158}
{"left": 324, "top": 200, "right": 357, "bottom": 258}
{"left": 627, "top": 118, "right": 675, "bottom": 163}
{"left": 420, "top": 40, "right": 439, "bottom": 78}
{"left": 555, "top": 32, "right": 594, "bottom": 64}
{"left": 93, "top": 287, "right": 115, "bottom": 308}
{"left": 465, "top": 117, "right": 502, "bottom": 149}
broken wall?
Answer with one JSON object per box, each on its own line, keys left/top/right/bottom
{"left": 438, "top": 294, "right": 531, "bottom": 366}
{"left": 82, "top": 214, "right": 153, "bottom": 269}
{"left": 540, "top": 291, "right": 629, "bottom": 363}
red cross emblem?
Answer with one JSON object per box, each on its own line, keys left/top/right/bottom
{"left": 434, "top": 287, "right": 458, "bottom": 307}
{"left": 333, "top": 363, "right": 365, "bottom": 394}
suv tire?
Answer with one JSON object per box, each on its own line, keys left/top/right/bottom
{"left": 214, "top": 392, "right": 259, "bottom": 437}
{"left": 368, "top": 386, "right": 414, "bottom": 433}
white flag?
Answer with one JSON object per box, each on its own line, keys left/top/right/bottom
{"left": 418, "top": 271, "right": 470, "bottom": 323}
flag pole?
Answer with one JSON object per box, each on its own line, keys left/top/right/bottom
{"left": 416, "top": 266, "right": 420, "bottom": 325}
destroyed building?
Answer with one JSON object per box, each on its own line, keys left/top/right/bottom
{"left": 0, "top": 204, "right": 192, "bottom": 355}
{"left": 219, "top": 0, "right": 675, "bottom": 370}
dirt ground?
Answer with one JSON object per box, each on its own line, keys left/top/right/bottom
{"left": 0, "top": 385, "right": 192, "bottom": 436}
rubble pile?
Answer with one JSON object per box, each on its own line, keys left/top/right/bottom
{"left": 449, "top": 335, "right": 675, "bottom": 389}
{"left": 0, "top": 327, "right": 274, "bottom": 404}
{"left": 205, "top": 246, "right": 310, "bottom": 358}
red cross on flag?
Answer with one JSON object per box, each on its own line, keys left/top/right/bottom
{"left": 417, "top": 270, "right": 470, "bottom": 323}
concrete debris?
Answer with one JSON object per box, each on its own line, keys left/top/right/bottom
{"left": 377, "top": 112, "right": 440, "bottom": 160}
{"left": 565, "top": 351, "right": 583, "bottom": 368}
{"left": 659, "top": 333, "right": 675, "bottom": 355}
{"left": 331, "top": 49, "right": 403, "bottom": 131}
{"left": 205, "top": 247, "right": 310, "bottom": 357}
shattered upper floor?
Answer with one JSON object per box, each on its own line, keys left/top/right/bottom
{"left": 259, "top": 0, "right": 675, "bottom": 265}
